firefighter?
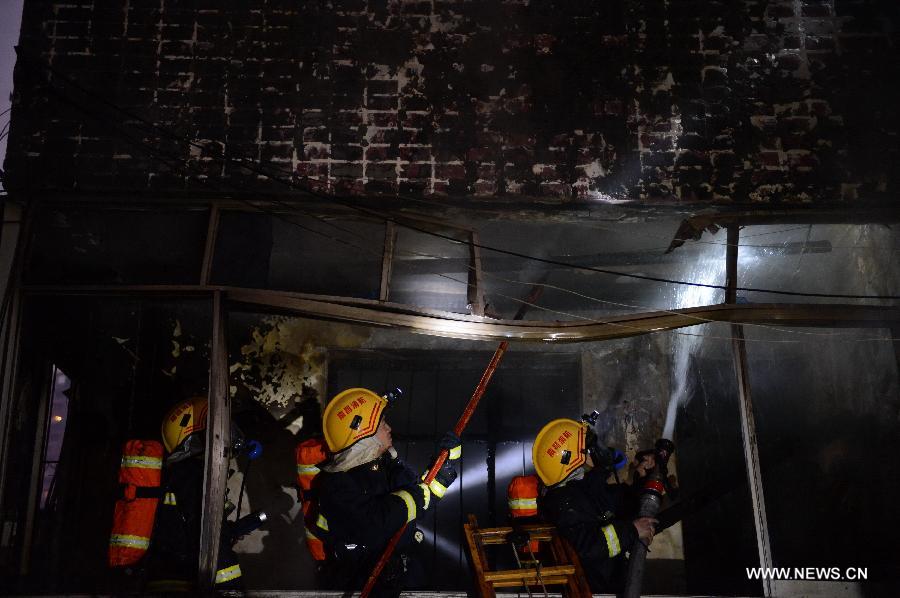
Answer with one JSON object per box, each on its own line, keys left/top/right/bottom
{"left": 316, "top": 388, "right": 461, "bottom": 596}
{"left": 145, "top": 396, "right": 246, "bottom": 592}
{"left": 532, "top": 418, "right": 656, "bottom": 592}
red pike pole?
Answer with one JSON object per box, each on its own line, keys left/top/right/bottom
{"left": 361, "top": 284, "right": 545, "bottom": 597}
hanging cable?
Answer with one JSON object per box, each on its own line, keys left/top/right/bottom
{"left": 35, "top": 76, "right": 900, "bottom": 344}
{"left": 32, "top": 60, "right": 900, "bottom": 301}
{"left": 26, "top": 69, "right": 891, "bottom": 342}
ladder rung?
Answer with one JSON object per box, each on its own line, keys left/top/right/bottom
{"left": 484, "top": 565, "right": 576, "bottom": 582}
{"left": 492, "top": 576, "right": 570, "bottom": 588}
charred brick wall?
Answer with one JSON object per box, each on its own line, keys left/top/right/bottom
{"left": 4, "top": 0, "right": 899, "bottom": 203}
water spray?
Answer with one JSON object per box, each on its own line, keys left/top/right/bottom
{"left": 623, "top": 438, "right": 675, "bottom": 598}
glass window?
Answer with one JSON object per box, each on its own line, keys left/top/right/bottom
{"left": 745, "top": 324, "right": 900, "bottom": 589}
{"left": 474, "top": 217, "right": 728, "bottom": 321}
{"left": 25, "top": 206, "right": 210, "bottom": 285}
{"left": 389, "top": 227, "right": 471, "bottom": 314}
{"left": 39, "top": 367, "right": 70, "bottom": 509}
{"left": 212, "top": 210, "right": 385, "bottom": 299}
{"left": 581, "top": 324, "right": 762, "bottom": 596}
{"left": 736, "top": 224, "right": 900, "bottom": 305}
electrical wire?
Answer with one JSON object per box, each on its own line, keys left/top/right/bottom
{"left": 31, "top": 62, "right": 900, "bottom": 326}
{"left": 242, "top": 196, "right": 900, "bottom": 343}
{"left": 31, "top": 64, "right": 900, "bottom": 337}
{"left": 34, "top": 61, "right": 900, "bottom": 301}
{"left": 38, "top": 79, "right": 900, "bottom": 345}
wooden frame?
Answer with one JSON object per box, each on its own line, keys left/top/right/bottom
{"left": 726, "top": 225, "right": 774, "bottom": 597}
{"left": 18, "top": 283, "right": 900, "bottom": 342}
{"left": 379, "top": 221, "right": 396, "bottom": 302}
{"left": 200, "top": 206, "right": 220, "bottom": 286}
{"left": 198, "top": 290, "right": 231, "bottom": 589}
{"left": 0, "top": 199, "right": 32, "bottom": 545}
{"left": 467, "top": 232, "right": 485, "bottom": 317}
{"left": 18, "top": 363, "right": 54, "bottom": 576}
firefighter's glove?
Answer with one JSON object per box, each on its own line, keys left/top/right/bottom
{"left": 421, "top": 459, "right": 457, "bottom": 501}
{"left": 437, "top": 431, "right": 462, "bottom": 461}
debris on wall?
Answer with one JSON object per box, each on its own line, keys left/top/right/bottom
{"left": 230, "top": 316, "right": 371, "bottom": 410}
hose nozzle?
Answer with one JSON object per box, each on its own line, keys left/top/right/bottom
{"left": 654, "top": 438, "right": 675, "bottom": 464}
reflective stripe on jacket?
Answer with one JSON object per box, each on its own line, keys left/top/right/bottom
{"left": 507, "top": 474, "right": 541, "bottom": 554}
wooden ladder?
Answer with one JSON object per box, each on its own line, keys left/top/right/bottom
{"left": 463, "top": 514, "right": 592, "bottom": 598}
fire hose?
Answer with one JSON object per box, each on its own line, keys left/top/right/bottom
{"left": 623, "top": 438, "right": 675, "bottom": 598}
{"left": 360, "top": 283, "right": 545, "bottom": 597}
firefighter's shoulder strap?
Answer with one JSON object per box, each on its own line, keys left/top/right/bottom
{"left": 296, "top": 437, "right": 328, "bottom": 561}
{"left": 109, "top": 439, "right": 165, "bottom": 567}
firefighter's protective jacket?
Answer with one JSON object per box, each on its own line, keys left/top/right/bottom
{"left": 540, "top": 467, "right": 638, "bottom": 591}
{"left": 317, "top": 450, "right": 421, "bottom": 568}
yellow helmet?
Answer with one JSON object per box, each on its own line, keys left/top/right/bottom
{"left": 532, "top": 418, "right": 587, "bottom": 487}
{"left": 323, "top": 388, "right": 388, "bottom": 453}
{"left": 161, "top": 396, "right": 208, "bottom": 453}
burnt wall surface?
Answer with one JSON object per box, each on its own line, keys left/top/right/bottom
{"left": 4, "top": 0, "right": 899, "bottom": 203}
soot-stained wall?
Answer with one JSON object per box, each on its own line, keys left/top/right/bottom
{"left": 4, "top": 0, "right": 899, "bottom": 203}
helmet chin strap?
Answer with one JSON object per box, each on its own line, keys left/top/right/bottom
{"left": 165, "top": 432, "right": 205, "bottom": 465}
{"left": 555, "top": 466, "right": 585, "bottom": 488}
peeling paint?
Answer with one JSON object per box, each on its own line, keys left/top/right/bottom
{"left": 231, "top": 317, "right": 371, "bottom": 409}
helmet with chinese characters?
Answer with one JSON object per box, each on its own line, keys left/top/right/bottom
{"left": 161, "top": 396, "right": 208, "bottom": 461}
{"left": 322, "top": 388, "right": 389, "bottom": 453}
{"left": 532, "top": 418, "right": 587, "bottom": 487}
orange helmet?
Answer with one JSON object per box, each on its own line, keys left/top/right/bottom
{"left": 532, "top": 418, "right": 587, "bottom": 487}
{"left": 322, "top": 388, "right": 388, "bottom": 453}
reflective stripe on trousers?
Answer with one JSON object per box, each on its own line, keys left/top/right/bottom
{"left": 215, "top": 563, "right": 242, "bottom": 584}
